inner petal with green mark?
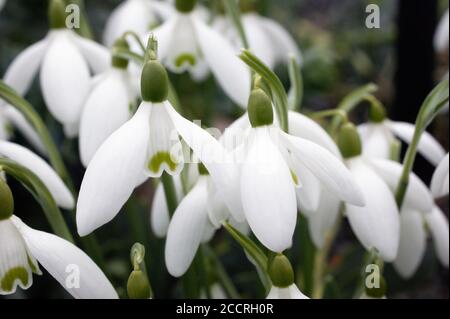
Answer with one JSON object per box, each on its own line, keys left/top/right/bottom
{"left": 148, "top": 151, "right": 179, "bottom": 174}
{"left": 290, "top": 170, "right": 300, "bottom": 187}
{"left": 1, "top": 266, "right": 30, "bottom": 293}
{"left": 175, "top": 53, "right": 197, "bottom": 68}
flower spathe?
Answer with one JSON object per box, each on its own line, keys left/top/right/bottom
{"left": 149, "top": 9, "right": 251, "bottom": 106}
{"left": 0, "top": 216, "right": 117, "bottom": 298}
{"left": 3, "top": 29, "right": 109, "bottom": 133}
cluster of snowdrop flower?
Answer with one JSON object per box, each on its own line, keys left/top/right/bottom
{"left": 0, "top": 0, "right": 448, "bottom": 300}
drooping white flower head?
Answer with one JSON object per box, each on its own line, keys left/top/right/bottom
{"left": 434, "top": 10, "right": 449, "bottom": 53}
{"left": 266, "top": 284, "right": 309, "bottom": 299}
{"left": 103, "top": 0, "right": 174, "bottom": 48}
{"left": 79, "top": 38, "right": 139, "bottom": 167}
{"left": 213, "top": 12, "right": 302, "bottom": 69}
{"left": 430, "top": 153, "right": 449, "bottom": 198}
{"left": 147, "top": 0, "right": 251, "bottom": 106}
{"left": 2, "top": 0, "right": 109, "bottom": 136}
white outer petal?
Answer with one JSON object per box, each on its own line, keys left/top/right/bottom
{"left": 358, "top": 123, "right": 393, "bottom": 160}
{"left": 40, "top": 31, "right": 90, "bottom": 125}
{"left": 76, "top": 103, "right": 151, "bottom": 236}
{"left": 424, "top": 206, "right": 449, "bottom": 268}
{"left": 12, "top": 217, "right": 118, "bottom": 299}
{"left": 345, "top": 158, "right": 400, "bottom": 262}
{"left": 387, "top": 121, "right": 446, "bottom": 166}
{"left": 240, "top": 128, "right": 297, "bottom": 252}
{"left": 430, "top": 153, "right": 449, "bottom": 198}
{"left": 193, "top": 17, "right": 251, "bottom": 108}
{"left": 71, "top": 32, "right": 110, "bottom": 73}
{"left": 242, "top": 14, "right": 275, "bottom": 68}
{"left": 0, "top": 141, "right": 74, "bottom": 209}
{"left": 393, "top": 209, "right": 426, "bottom": 279}
{"left": 165, "top": 177, "right": 209, "bottom": 277}
{"left": 146, "top": 16, "right": 178, "bottom": 61}
{"left": 3, "top": 38, "right": 48, "bottom": 96}
{"left": 282, "top": 132, "right": 365, "bottom": 206}
{"left": 295, "top": 162, "right": 321, "bottom": 212}
{"left": 368, "top": 158, "right": 434, "bottom": 213}
{"left": 266, "top": 284, "right": 309, "bottom": 299}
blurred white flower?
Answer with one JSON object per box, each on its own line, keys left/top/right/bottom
{"left": 430, "top": 153, "right": 449, "bottom": 198}
{"left": 434, "top": 10, "right": 449, "bottom": 53}
{"left": 0, "top": 216, "right": 117, "bottom": 298}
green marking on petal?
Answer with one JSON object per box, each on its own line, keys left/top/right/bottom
{"left": 148, "top": 152, "right": 178, "bottom": 174}
{"left": 290, "top": 170, "right": 299, "bottom": 186}
{"left": 27, "top": 256, "right": 40, "bottom": 275}
{"left": 1, "top": 266, "right": 30, "bottom": 292}
{"left": 175, "top": 53, "right": 196, "bottom": 68}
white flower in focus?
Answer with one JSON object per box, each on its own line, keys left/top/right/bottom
{"left": 434, "top": 10, "right": 449, "bottom": 53}
{"left": 148, "top": 0, "right": 251, "bottom": 106}
{"left": 266, "top": 284, "right": 309, "bottom": 299}
{"left": 430, "top": 153, "right": 449, "bottom": 198}
{"left": 79, "top": 38, "right": 139, "bottom": 167}
{"left": 2, "top": 0, "right": 109, "bottom": 135}
{"left": 103, "top": 0, "right": 174, "bottom": 47}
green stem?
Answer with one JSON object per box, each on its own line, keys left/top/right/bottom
{"left": 288, "top": 55, "right": 303, "bottom": 111}
{"left": 309, "top": 109, "right": 349, "bottom": 123}
{"left": 161, "top": 172, "right": 178, "bottom": 217}
{"left": 223, "top": 0, "right": 249, "bottom": 49}
{"left": 123, "top": 31, "right": 146, "bottom": 53}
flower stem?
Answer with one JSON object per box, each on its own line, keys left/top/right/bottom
{"left": 223, "top": 0, "right": 249, "bottom": 49}
{"left": 288, "top": 55, "right": 303, "bottom": 111}
{"left": 161, "top": 172, "right": 178, "bottom": 217}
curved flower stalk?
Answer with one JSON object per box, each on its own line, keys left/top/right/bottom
{"left": 213, "top": 13, "right": 302, "bottom": 69}
{"left": 79, "top": 38, "right": 139, "bottom": 167}
{"left": 430, "top": 153, "right": 449, "bottom": 198}
{"left": 0, "top": 140, "right": 74, "bottom": 209}
{"left": 434, "top": 9, "right": 449, "bottom": 53}
{"left": 394, "top": 205, "right": 449, "bottom": 279}
{"left": 103, "top": 0, "right": 174, "bottom": 47}
{"left": 0, "top": 180, "right": 116, "bottom": 298}
{"left": 147, "top": 0, "right": 250, "bottom": 106}
{"left": 2, "top": 0, "right": 109, "bottom": 135}
{"left": 358, "top": 117, "right": 446, "bottom": 167}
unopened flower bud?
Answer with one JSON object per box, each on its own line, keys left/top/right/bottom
{"left": 141, "top": 61, "right": 169, "bottom": 103}
{"left": 268, "top": 254, "right": 295, "bottom": 288}
{"left": 338, "top": 123, "right": 362, "bottom": 159}
{"left": 248, "top": 89, "right": 274, "bottom": 128}
{"left": 0, "top": 178, "right": 14, "bottom": 221}
{"left": 127, "top": 270, "right": 152, "bottom": 299}
{"left": 369, "top": 102, "right": 386, "bottom": 123}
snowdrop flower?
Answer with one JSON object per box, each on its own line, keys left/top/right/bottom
{"left": 394, "top": 205, "right": 449, "bottom": 279}
{"left": 434, "top": 10, "right": 449, "bottom": 53}
{"left": 103, "top": 0, "right": 174, "bottom": 48}
{"left": 77, "top": 57, "right": 191, "bottom": 236}
{"left": 149, "top": 0, "right": 250, "bottom": 106}
{"left": 358, "top": 106, "right": 446, "bottom": 166}
{"left": 430, "top": 153, "right": 449, "bottom": 198}
{"left": 2, "top": 0, "right": 109, "bottom": 135}
{"left": 0, "top": 140, "right": 74, "bottom": 209}
{"left": 213, "top": 13, "right": 302, "bottom": 69}
{"left": 215, "top": 88, "right": 364, "bottom": 253}
{"left": 79, "top": 38, "right": 139, "bottom": 166}
{"left": 266, "top": 254, "right": 309, "bottom": 299}
{"left": 0, "top": 180, "right": 117, "bottom": 298}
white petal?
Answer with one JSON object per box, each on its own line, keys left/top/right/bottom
{"left": 165, "top": 177, "right": 209, "bottom": 277}
{"left": 3, "top": 38, "right": 48, "bottom": 96}
{"left": 295, "top": 162, "right": 321, "bottom": 212}
{"left": 266, "top": 284, "right": 309, "bottom": 299}
{"left": 424, "top": 206, "right": 449, "bottom": 268}
{"left": 146, "top": 104, "right": 184, "bottom": 177}
{"left": 242, "top": 14, "right": 275, "bottom": 68}
{"left": 434, "top": 10, "right": 449, "bottom": 52}
{"left": 288, "top": 111, "right": 340, "bottom": 157}
{"left": 40, "top": 31, "right": 90, "bottom": 124}
{"left": 63, "top": 121, "right": 79, "bottom": 138}
{"left": 368, "top": 158, "right": 434, "bottom": 213}
{"left": 193, "top": 18, "right": 251, "bottom": 107}
{"left": 241, "top": 128, "right": 297, "bottom": 252}
{"left": 393, "top": 209, "right": 426, "bottom": 279}
{"left": 0, "top": 219, "right": 34, "bottom": 295}
{"left": 79, "top": 69, "right": 133, "bottom": 166}
{"left": 206, "top": 177, "right": 230, "bottom": 228}
{"left": 12, "top": 217, "right": 118, "bottom": 299}
{"left": 358, "top": 123, "right": 393, "bottom": 160}
{"left": 387, "top": 121, "right": 446, "bottom": 166}
{"left": 71, "top": 32, "right": 110, "bottom": 73}
{"left": 150, "top": 175, "right": 183, "bottom": 238}
{"left": 431, "top": 153, "right": 449, "bottom": 198}
{"left": 258, "top": 16, "right": 302, "bottom": 65}
{"left": 282, "top": 132, "right": 365, "bottom": 206}
{"left": 0, "top": 141, "right": 74, "bottom": 209}
{"left": 147, "top": 16, "right": 178, "bottom": 61}
{"left": 76, "top": 103, "right": 150, "bottom": 236}
{"left": 345, "top": 158, "right": 400, "bottom": 262}
{"left": 306, "top": 191, "right": 341, "bottom": 249}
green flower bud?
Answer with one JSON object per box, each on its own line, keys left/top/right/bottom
{"left": 365, "top": 274, "right": 386, "bottom": 299}
{"left": 48, "top": 0, "right": 66, "bottom": 29}
{"left": 198, "top": 163, "right": 209, "bottom": 176}
{"left": 254, "top": 77, "right": 273, "bottom": 100}
{"left": 338, "top": 123, "right": 362, "bottom": 159}
{"left": 268, "top": 254, "right": 294, "bottom": 288}
{"left": 127, "top": 270, "right": 152, "bottom": 299}
{"left": 140, "top": 61, "right": 169, "bottom": 103}
{"left": 111, "top": 38, "right": 130, "bottom": 70}
{"left": 248, "top": 89, "right": 274, "bottom": 128}
{"left": 369, "top": 102, "right": 387, "bottom": 123}
{"left": 175, "top": 0, "right": 197, "bottom": 13}
{"left": 0, "top": 178, "right": 14, "bottom": 221}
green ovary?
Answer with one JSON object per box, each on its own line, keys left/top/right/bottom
{"left": 175, "top": 53, "right": 196, "bottom": 68}
{"left": 148, "top": 152, "right": 178, "bottom": 174}
{"left": 1, "top": 266, "right": 30, "bottom": 292}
